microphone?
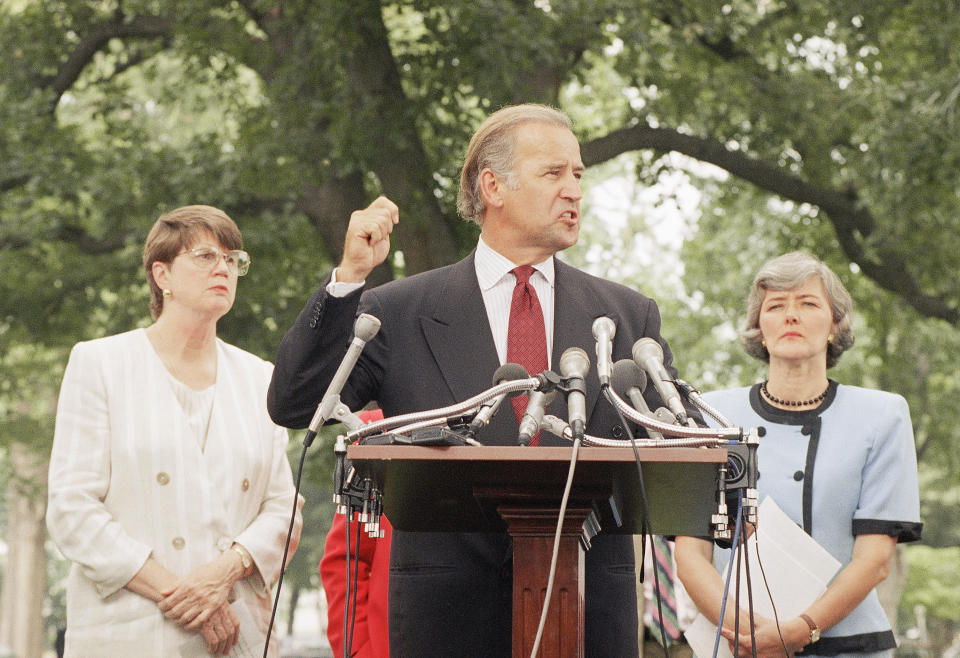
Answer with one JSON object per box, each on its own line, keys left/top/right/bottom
{"left": 306, "top": 313, "right": 381, "bottom": 441}
{"left": 468, "top": 363, "right": 529, "bottom": 437}
{"left": 558, "top": 347, "right": 590, "bottom": 441}
{"left": 631, "top": 337, "right": 688, "bottom": 425}
{"left": 517, "top": 390, "right": 557, "bottom": 446}
{"left": 592, "top": 316, "right": 616, "bottom": 387}
{"left": 610, "top": 359, "right": 664, "bottom": 440}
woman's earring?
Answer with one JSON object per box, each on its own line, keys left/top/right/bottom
{"left": 827, "top": 333, "right": 834, "bottom": 344}
{"left": 163, "top": 289, "right": 172, "bottom": 299}
{"left": 761, "top": 339, "right": 767, "bottom": 348}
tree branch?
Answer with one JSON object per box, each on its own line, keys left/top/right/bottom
{"left": 46, "top": 14, "right": 174, "bottom": 108}
{"left": 582, "top": 124, "right": 959, "bottom": 326}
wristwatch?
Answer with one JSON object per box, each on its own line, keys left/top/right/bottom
{"left": 231, "top": 544, "right": 252, "bottom": 572}
{"left": 799, "top": 613, "right": 821, "bottom": 644}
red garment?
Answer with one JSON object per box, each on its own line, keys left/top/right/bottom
{"left": 319, "top": 410, "right": 391, "bottom": 658}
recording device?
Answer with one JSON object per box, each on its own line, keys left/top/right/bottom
{"left": 558, "top": 347, "right": 590, "bottom": 440}
{"left": 610, "top": 359, "right": 665, "bottom": 439}
{"left": 467, "top": 363, "right": 529, "bottom": 437}
{"left": 592, "top": 316, "right": 616, "bottom": 387}
{"left": 517, "top": 390, "right": 558, "bottom": 446}
{"left": 631, "top": 337, "right": 688, "bottom": 425}
{"left": 305, "top": 313, "right": 381, "bottom": 445}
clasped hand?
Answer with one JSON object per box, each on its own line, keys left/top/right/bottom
{"left": 721, "top": 615, "right": 804, "bottom": 657}
{"left": 158, "top": 556, "right": 242, "bottom": 654}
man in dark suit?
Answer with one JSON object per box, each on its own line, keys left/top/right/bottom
{"left": 268, "top": 103, "right": 697, "bottom": 656}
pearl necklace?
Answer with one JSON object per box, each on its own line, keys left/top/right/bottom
{"left": 760, "top": 381, "right": 828, "bottom": 408}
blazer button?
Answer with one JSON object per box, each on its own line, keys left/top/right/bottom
{"left": 156, "top": 472, "right": 170, "bottom": 486}
{"left": 793, "top": 470, "right": 805, "bottom": 481}
{"left": 241, "top": 478, "right": 250, "bottom": 492}
{"left": 172, "top": 537, "right": 186, "bottom": 550}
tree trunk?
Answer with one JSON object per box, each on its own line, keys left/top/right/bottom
{"left": 0, "top": 443, "right": 49, "bottom": 658}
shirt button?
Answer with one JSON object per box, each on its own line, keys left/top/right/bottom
{"left": 241, "top": 478, "right": 250, "bottom": 492}
{"left": 156, "top": 472, "right": 170, "bottom": 486}
{"left": 793, "top": 470, "right": 805, "bottom": 481}
{"left": 172, "top": 537, "right": 186, "bottom": 550}
{"left": 217, "top": 537, "right": 231, "bottom": 551}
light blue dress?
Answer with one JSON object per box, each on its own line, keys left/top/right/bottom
{"left": 702, "top": 382, "right": 922, "bottom": 657}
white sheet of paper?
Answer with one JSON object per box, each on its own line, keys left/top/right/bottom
{"left": 178, "top": 599, "right": 266, "bottom": 658}
{"left": 684, "top": 496, "right": 842, "bottom": 658}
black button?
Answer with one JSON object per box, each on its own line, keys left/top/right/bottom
{"left": 308, "top": 320, "right": 317, "bottom": 328}
{"left": 801, "top": 426, "right": 812, "bottom": 436}
{"left": 611, "top": 425, "right": 624, "bottom": 438}
{"left": 757, "top": 426, "right": 766, "bottom": 437}
{"left": 793, "top": 470, "right": 805, "bottom": 481}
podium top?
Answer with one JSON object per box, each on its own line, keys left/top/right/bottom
{"left": 347, "top": 444, "right": 726, "bottom": 536}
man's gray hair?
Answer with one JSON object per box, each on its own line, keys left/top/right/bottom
{"left": 457, "top": 104, "right": 572, "bottom": 225}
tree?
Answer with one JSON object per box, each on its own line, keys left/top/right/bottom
{"left": 2, "top": 0, "right": 959, "bottom": 653}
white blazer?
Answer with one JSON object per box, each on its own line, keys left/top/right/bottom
{"left": 47, "top": 329, "right": 299, "bottom": 657}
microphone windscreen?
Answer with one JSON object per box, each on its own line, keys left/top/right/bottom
{"left": 558, "top": 347, "right": 590, "bottom": 379}
{"left": 493, "top": 362, "right": 529, "bottom": 385}
{"left": 610, "top": 359, "right": 647, "bottom": 396}
{"left": 353, "top": 313, "right": 381, "bottom": 341}
{"left": 591, "top": 316, "right": 616, "bottom": 340}
{"left": 631, "top": 337, "right": 663, "bottom": 365}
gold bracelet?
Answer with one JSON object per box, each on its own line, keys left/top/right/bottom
{"left": 231, "top": 544, "right": 252, "bottom": 573}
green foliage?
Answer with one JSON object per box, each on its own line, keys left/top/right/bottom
{"left": 902, "top": 545, "right": 960, "bottom": 622}
{"left": 2, "top": 0, "right": 960, "bottom": 647}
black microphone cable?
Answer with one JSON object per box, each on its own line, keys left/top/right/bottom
{"left": 343, "top": 511, "right": 363, "bottom": 658}
{"left": 602, "top": 384, "right": 670, "bottom": 658}
{"left": 715, "top": 489, "right": 745, "bottom": 658}
{"left": 752, "top": 519, "right": 792, "bottom": 657}
{"left": 263, "top": 437, "right": 310, "bottom": 658}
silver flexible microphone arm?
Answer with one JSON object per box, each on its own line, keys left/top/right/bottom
{"left": 604, "top": 386, "right": 742, "bottom": 442}
{"left": 346, "top": 376, "right": 541, "bottom": 440}
{"left": 674, "top": 378, "right": 736, "bottom": 428}
{"left": 539, "top": 414, "right": 732, "bottom": 448}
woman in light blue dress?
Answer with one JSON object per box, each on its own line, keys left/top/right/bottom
{"left": 676, "top": 251, "right": 922, "bottom": 657}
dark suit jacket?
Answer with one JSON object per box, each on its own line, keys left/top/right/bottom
{"left": 269, "top": 251, "right": 696, "bottom": 657}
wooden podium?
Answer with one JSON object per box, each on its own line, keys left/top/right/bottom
{"left": 347, "top": 444, "right": 726, "bottom": 657}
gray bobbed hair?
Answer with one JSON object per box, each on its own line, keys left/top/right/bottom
{"left": 740, "top": 251, "right": 854, "bottom": 368}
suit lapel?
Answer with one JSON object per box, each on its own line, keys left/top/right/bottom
{"left": 552, "top": 259, "right": 617, "bottom": 421}
{"left": 420, "top": 252, "right": 501, "bottom": 405}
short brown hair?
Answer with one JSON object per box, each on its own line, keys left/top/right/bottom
{"left": 457, "top": 104, "right": 572, "bottom": 225}
{"left": 143, "top": 205, "right": 242, "bottom": 319}
{"left": 740, "top": 251, "right": 854, "bottom": 368}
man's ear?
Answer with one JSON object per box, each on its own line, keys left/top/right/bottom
{"left": 479, "top": 168, "right": 504, "bottom": 209}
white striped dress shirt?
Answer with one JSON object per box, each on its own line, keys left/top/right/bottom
{"left": 474, "top": 237, "right": 555, "bottom": 368}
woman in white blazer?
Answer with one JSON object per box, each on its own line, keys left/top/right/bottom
{"left": 47, "top": 205, "right": 302, "bottom": 657}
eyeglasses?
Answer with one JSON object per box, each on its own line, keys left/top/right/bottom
{"left": 180, "top": 246, "right": 251, "bottom": 276}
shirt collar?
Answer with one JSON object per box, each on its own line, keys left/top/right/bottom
{"left": 475, "top": 236, "right": 555, "bottom": 292}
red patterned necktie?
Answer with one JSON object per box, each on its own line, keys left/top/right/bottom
{"left": 506, "top": 265, "right": 549, "bottom": 445}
